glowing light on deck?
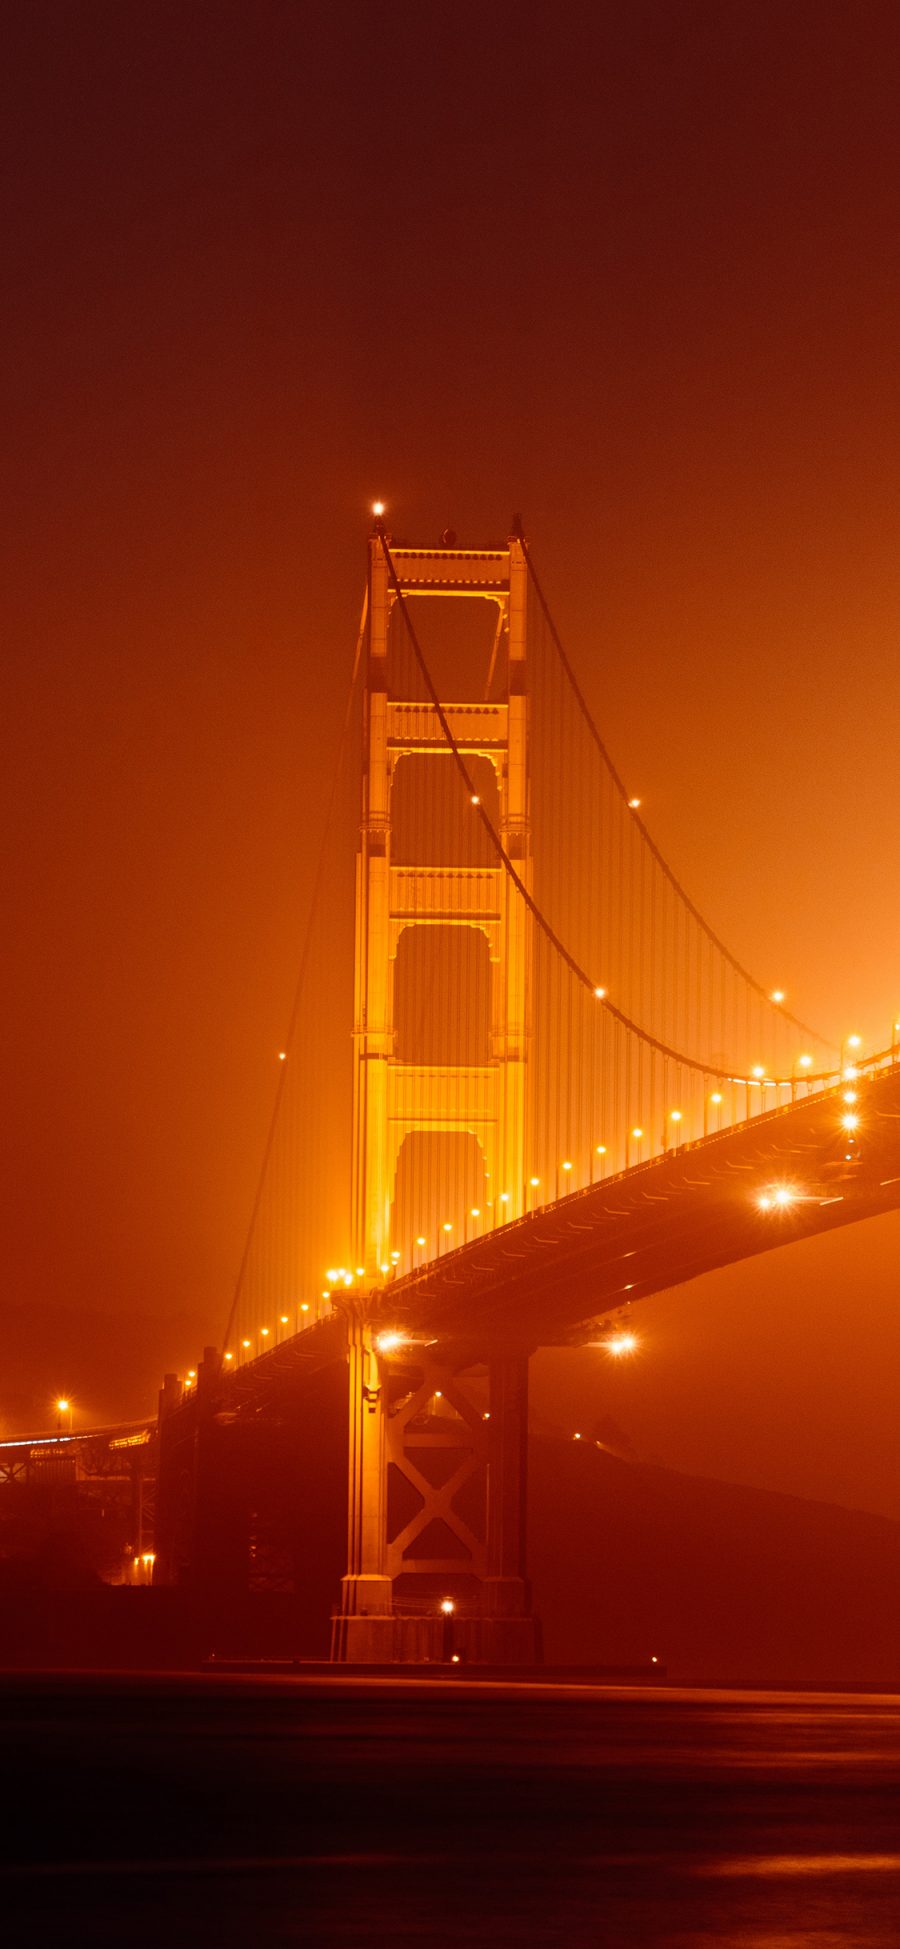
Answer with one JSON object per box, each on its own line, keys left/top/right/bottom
{"left": 759, "top": 1186, "right": 796, "bottom": 1211}
{"left": 606, "top": 1331, "right": 638, "bottom": 1356}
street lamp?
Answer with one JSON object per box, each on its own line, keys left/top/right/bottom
{"left": 55, "top": 1397, "right": 72, "bottom": 1436}
{"left": 841, "top": 1034, "right": 862, "bottom": 1078}
{"left": 792, "top": 1052, "right": 814, "bottom": 1101}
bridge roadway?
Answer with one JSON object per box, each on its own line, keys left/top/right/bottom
{"left": 355, "top": 1059, "right": 900, "bottom": 1356}
{"left": 12, "top": 1061, "right": 900, "bottom": 1456}
{"left": 215, "top": 1055, "right": 900, "bottom": 1408}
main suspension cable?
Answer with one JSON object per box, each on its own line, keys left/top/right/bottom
{"left": 380, "top": 529, "right": 837, "bottom": 1087}
{"left": 221, "top": 592, "right": 368, "bottom": 1351}
{"left": 513, "top": 518, "right": 832, "bottom": 1053}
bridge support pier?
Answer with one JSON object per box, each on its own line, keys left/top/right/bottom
{"left": 331, "top": 1317, "right": 539, "bottom": 1664}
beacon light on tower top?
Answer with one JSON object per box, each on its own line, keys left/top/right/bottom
{"left": 372, "top": 500, "right": 385, "bottom": 518}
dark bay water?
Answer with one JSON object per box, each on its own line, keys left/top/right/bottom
{"left": 3, "top": 1672, "right": 900, "bottom": 1944}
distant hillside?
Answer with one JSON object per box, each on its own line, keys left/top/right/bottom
{"left": 530, "top": 1434, "right": 900, "bottom": 1685}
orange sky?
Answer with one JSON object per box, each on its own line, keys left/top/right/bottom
{"left": 4, "top": 1, "right": 900, "bottom": 1514}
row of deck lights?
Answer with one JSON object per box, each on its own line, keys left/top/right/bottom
{"left": 757, "top": 1069, "right": 869, "bottom": 1211}
{"left": 233, "top": 1028, "right": 884, "bottom": 1365}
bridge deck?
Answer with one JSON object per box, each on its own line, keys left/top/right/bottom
{"left": 360, "top": 1064, "right": 900, "bottom": 1353}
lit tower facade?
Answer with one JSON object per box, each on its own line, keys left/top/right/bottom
{"left": 351, "top": 528, "right": 531, "bottom": 1273}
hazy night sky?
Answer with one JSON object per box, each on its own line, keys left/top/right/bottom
{"left": 4, "top": 1, "right": 900, "bottom": 1518}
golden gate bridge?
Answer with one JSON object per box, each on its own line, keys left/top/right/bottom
{"left": 7, "top": 516, "right": 900, "bottom": 1663}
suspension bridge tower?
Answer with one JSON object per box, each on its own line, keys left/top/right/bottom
{"left": 333, "top": 523, "right": 539, "bottom": 1662}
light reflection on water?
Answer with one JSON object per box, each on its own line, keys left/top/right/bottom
{"left": 3, "top": 1677, "right": 900, "bottom": 1945}
{"left": 702, "top": 1854, "right": 900, "bottom": 1876}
